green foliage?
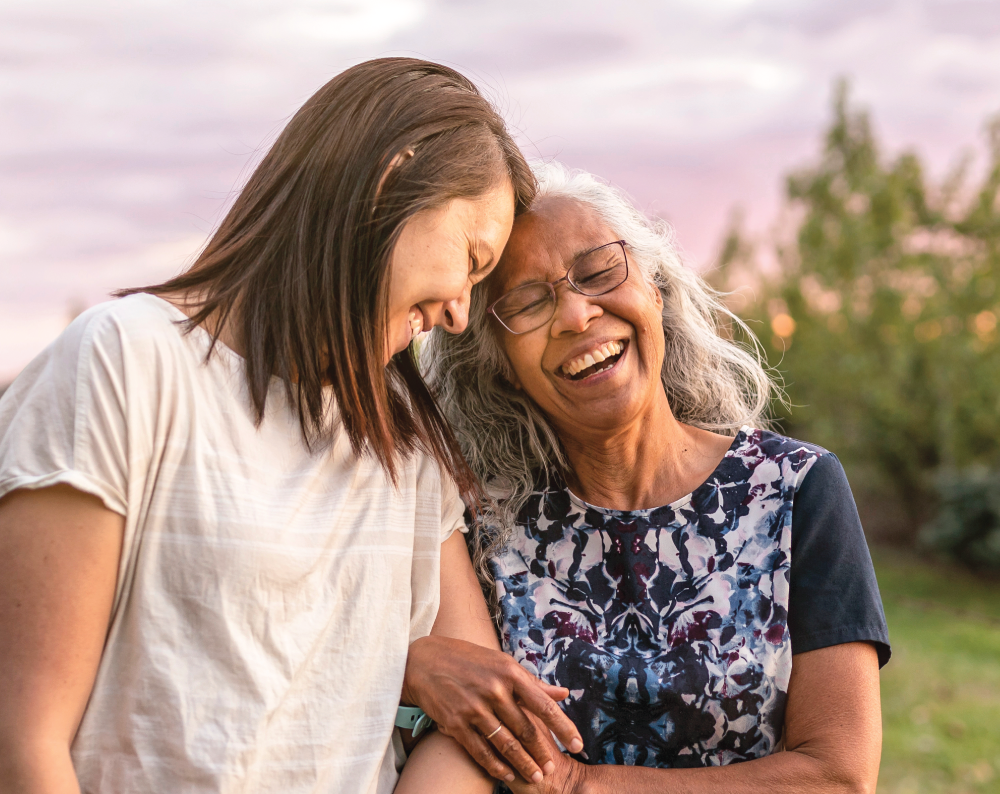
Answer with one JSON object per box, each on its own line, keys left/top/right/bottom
{"left": 721, "top": 80, "right": 1000, "bottom": 541}
{"left": 921, "top": 468, "right": 1000, "bottom": 569}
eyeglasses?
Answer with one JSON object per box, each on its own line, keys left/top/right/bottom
{"left": 487, "top": 240, "right": 629, "bottom": 334}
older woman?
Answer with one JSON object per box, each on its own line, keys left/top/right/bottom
{"left": 406, "top": 162, "right": 890, "bottom": 793}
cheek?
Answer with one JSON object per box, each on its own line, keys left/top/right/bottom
{"left": 444, "top": 269, "right": 473, "bottom": 300}
{"left": 643, "top": 312, "right": 665, "bottom": 354}
{"left": 501, "top": 338, "right": 540, "bottom": 390}
{"left": 399, "top": 264, "right": 468, "bottom": 309}
{"left": 643, "top": 319, "right": 666, "bottom": 379}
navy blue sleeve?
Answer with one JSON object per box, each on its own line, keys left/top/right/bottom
{"left": 788, "top": 452, "right": 891, "bottom": 667}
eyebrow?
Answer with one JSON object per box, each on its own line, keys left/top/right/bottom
{"left": 502, "top": 242, "right": 605, "bottom": 291}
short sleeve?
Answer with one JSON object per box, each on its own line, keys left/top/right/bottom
{"left": 788, "top": 453, "right": 891, "bottom": 667}
{"left": 439, "top": 471, "right": 468, "bottom": 542}
{"left": 0, "top": 307, "right": 130, "bottom": 515}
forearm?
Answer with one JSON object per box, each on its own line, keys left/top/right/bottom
{"left": 575, "top": 748, "right": 874, "bottom": 794}
{"left": 0, "top": 736, "right": 81, "bottom": 794}
{"left": 537, "top": 644, "right": 881, "bottom": 794}
{"left": 394, "top": 730, "right": 494, "bottom": 794}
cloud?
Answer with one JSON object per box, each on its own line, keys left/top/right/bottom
{"left": 2, "top": 0, "right": 1000, "bottom": 377}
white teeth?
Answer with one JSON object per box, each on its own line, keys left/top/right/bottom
{"left": 561, "top": 340, "right": 624, "bottom": 376}
{"left": 408, "top": 311, "right": 423, "bottom": 340}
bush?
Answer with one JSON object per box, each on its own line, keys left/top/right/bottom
{"left": 717, "top": 80, "right": 1000, "bottom": 552}
{"left": 920, "top": 468, "right": 1000, "bottom": 569}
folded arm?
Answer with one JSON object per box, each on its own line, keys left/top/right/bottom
{"left": 508, "top": 641, "right": 882, "bottom": 794}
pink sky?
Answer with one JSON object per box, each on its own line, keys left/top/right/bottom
{"left": 3, "top": 0, "right": 1000, "bottom": 380}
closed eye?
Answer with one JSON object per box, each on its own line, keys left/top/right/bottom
{"left": 577, "top": 266, "right": 618, "bottom": 284}
{"left": 470, "top": 255, "right": 497, "bottom": 285}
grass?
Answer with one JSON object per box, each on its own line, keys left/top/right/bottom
{"left": 873, "top": 547, "right": 1000, "bottom": 793}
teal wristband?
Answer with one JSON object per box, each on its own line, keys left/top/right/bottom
{"left": 395, "top": 705, "right": 433, "bottom": 738}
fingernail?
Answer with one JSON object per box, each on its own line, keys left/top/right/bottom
{"left": 532, "top": 771, "right": 544, "bottom": 784}
{"left": 504, "top": 774, "right": 515, "bottom": 783}
{"left": 570, "top": 739, "right": 584, "bottom": 753}
{"left": 543, "top": 761, "right": 555, "bottom": 775}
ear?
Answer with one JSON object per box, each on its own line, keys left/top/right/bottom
{"left": 650, "top": 279, "right": 664, "bottom": 309}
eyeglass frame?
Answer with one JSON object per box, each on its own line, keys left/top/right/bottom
{"left": 486, "top": 240, "right": 629, "bottom": 334}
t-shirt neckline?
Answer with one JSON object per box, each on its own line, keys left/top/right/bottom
{"left": 138, "top": 293, "right": 298, "bottom": 390}
{"left": 564, "top": 426, "right": 753, "bottom": 517}
{"left": 139, "top": 293, "right": 248, "bottom": 368}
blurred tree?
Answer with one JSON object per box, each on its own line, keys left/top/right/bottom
{"left": 718, "top": 80, "right": 1000, "bottom": 553}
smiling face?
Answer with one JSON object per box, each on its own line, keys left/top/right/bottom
{"left": 385, "top": 180, "right": 516, "bottom": 363}
{"left": 489, "top": 196, "right": 667, "bottom": 437}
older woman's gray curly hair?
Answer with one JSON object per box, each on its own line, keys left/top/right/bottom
{"left": 424, "top": 161, "right": 778, "bottom": 614}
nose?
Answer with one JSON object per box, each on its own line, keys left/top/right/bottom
{"left": 549, "top": 286, "right": 602, "bottom": 337}
{"left": 438, "top": 282, "right": 472, "bottom": 335}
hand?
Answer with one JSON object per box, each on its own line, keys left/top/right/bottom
{"left": 401, "top": 635, "right": 585, "bottom": 786}
{"left": 508, "top": 713, "right": 587, "bottom": 794}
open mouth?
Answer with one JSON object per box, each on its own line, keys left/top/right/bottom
{"left": 560, "top": 339, "right": 628, "bottom": 381}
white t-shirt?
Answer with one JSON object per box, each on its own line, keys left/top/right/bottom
{"left": 0, "top": 294, "right": 465, "bottom": 794}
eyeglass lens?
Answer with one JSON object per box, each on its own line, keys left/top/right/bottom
{"left": 492, "top": 242, "right": 627, "bottom": 334}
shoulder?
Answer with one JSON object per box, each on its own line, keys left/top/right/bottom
{"left": 730, "top": 427, "right": 835, "bottom": 492}
{"left": 37, "top": 294, "right": 192, "bottom": 373}
{"left": 412, "top": 451, "right": 462, "bottom": 502}
{"left": 2, "top": 296, "right": 176, "bottom": 400}
{"left": 1, "top": 295, "right": 214, "bottom": 433}
{"left": 740, "top": 427, "right": 830, "bottom": 464}
{"left": 81, "top": 294, "right": 193, "bottom": 356}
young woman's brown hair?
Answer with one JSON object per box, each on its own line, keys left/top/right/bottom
{"left": 119, "top": 58, "right": 535, "bottom": 491}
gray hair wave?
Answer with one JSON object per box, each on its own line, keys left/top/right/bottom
{"left": 424, "top": 161, "right": 778, "bottom": 613}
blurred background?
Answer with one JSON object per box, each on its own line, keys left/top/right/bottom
{"left": 2, "top": 1, "right": 999, "bottom": 790}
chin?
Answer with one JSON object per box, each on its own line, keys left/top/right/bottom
{"left": 563, "top": 395, "right": 641, "bottom": 430}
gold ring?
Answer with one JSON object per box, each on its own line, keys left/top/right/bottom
{"left": 484, "top": 724, "right": 503, "bottom": 740}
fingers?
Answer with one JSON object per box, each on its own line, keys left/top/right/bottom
{"left": 489, "top": 701, "right": 552, "bottom": 782}
{"left": 403, "top": 637, "right": 583, "bottom": 779}
{"left": 537, "top": 681, "right": 570, "bottom": 700}
{"left": 450, "top": 727, "right": 515, "bottom": 785}
{"left": 512, "top": 672, "right": 584, "bottom": 754}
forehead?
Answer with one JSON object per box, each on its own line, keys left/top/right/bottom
{"left": 489, "top": 197, "right": 615, "bottom": 294}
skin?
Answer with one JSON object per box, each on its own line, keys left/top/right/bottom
{"left": 0, "top": 486, "right": 123, "bottom": 794}
{"left": 495, "top": 196, "right": 734, "bottom": 509}
{"left": 399, "top": 196, "right": 882, "bottom": 793}
{"left": 0, "top": 181, "right": 539, "bottom": 793}
{"left": 164, "top": 181, "right": 516, "bottom": 364}
{"left": 396, "top": 532, "right": 509, "bottom": 794}
{"left": 383, "top": 181, "right": 516, "bottom": 363}
{"left": 502, "top": 643, "right": 881, "bottom": 794}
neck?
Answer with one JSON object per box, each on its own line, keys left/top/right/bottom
{"left": 557, "top": 393, "right": 734, "bottom": 511}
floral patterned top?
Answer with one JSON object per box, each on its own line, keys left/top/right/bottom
{"left": 489, "top": 428, "right": 889, "bottom": 769}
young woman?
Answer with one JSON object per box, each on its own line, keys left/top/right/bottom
{"left": 0, "top": 59, "right": 577, "bottom": 794}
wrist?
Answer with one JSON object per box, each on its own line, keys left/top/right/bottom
{"left": 401, "top": 635, "right": 441, "bottom": 707}
{"left": 400, "top": 637, "right": 428, "bottom": 707}
{"left": 567, "top": 758, "right": 592, "bottom": 794}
